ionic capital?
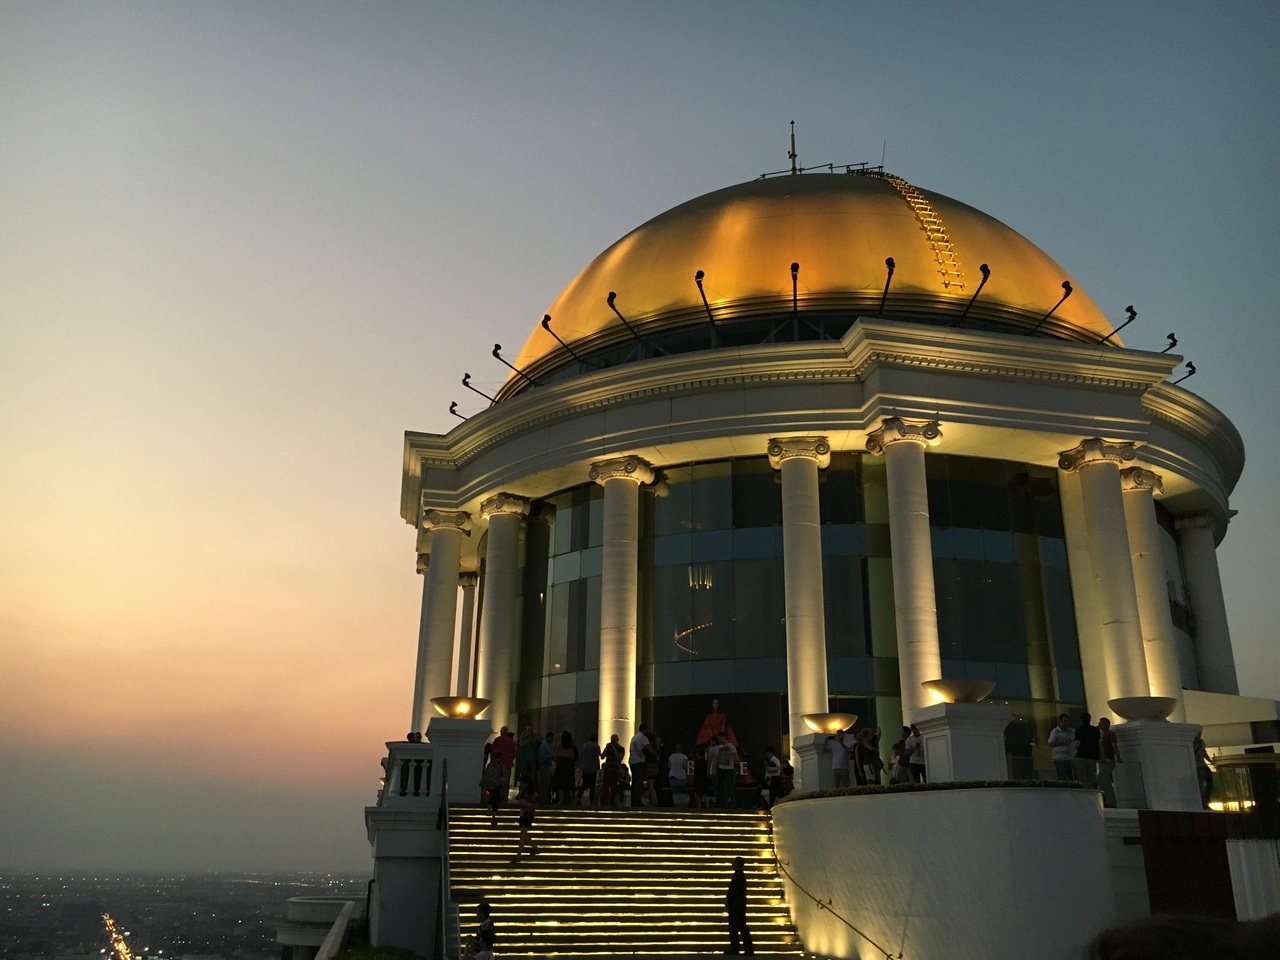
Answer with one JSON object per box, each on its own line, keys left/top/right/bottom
{"left": 458, "top": 572, "right": 480, "bottom": 589}
{"left": 1056, "top": 438, "right": 1138, "bottom": 473}
{"left": 480, "top": 492, "right": 532, "bottom": 520}
{"left": 767, "top": 436, "right": 832, "bottom": 469}
{"left": 1120, "top": 467, "right": 1163, "bottom": 495}
{"left": 421, "top": 508, "right": 473, "bottom": 536}
{"left": 864, "top": 418, "right": 941, "bottom": 457}
{"left": 589, "top": 455, "right": 655, "bottom": 486}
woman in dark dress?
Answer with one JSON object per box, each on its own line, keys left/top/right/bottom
{"left": 554, "top": 730, "right": 578, "bottom": 805}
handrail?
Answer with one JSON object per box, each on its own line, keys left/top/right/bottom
{"left": 438, "top": 757, "right": 453, "bottom": 959}
{"left": 312, "top": 901, "right": 355, "bottom": 960}
{"left": 774, "top": 857, "right": 902, "bottom": 960}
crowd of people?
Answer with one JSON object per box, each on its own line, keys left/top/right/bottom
{"left": 1048, "top": 712, "right": 1216, "bottom": 808}
{"left": 479, "top": 720, "right": 796, "bottom": 814}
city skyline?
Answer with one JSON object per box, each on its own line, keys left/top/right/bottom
{"left": 2, "top": 2, "right": 1278, "bottom": 871}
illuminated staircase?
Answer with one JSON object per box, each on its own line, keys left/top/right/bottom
{"left": 448, "top": 805, "right": 804, "bottom": 957}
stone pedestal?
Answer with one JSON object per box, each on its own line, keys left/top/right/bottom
{"left": 1112, "top": 720, "right": 1201, "bottom": 811}
{"left": 793, "top": 732, "right": 834, "bottom": 792}
{"left": 366, "top": 740, "right": 442, "bottom": 955}
{"left": 913, "top": 701, "right": 1012, "bottom": 782}
{"left": 426, "top": 716, "right": 493, "bottom": 804}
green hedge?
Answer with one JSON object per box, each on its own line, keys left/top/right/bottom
{"left": 333, "top": 946, "right": 422, "bottom": 960}
{"left": 774, "top": 779, "right": 1086, "bottom": 806}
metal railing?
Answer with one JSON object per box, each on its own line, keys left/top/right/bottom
{"left": 774, "top": 857, "right": 902, "bottom": 960}
{"left": 437, "top": 758, "right": 461, "bottom": 960}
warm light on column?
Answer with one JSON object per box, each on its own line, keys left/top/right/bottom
{"left": 474, "top": 492, "right": 530, "bottom": 731}
{"left": 410, "top": 507, "right": 471, "bottom": 737}
{"left": 866, "top": 418, "right": 943, "bottom": 723}
{"left": 1121, "top": 467, "right": 1184, "bottom": 716}
{"left": 1058, "top": 439, "right": 1149, "bottom": 701}
{"left": 591, "top": 455, "right": 655, "bottom": 747}
{"left": 769, "top": 436, "right": 832, "bottom": 783}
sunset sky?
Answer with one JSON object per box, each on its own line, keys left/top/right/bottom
{"left": 3, "top": 2, "right": 1278, "bottom": 872}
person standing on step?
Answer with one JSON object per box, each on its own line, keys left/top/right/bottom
{"left": 515, "top": 725, "right": 539, "bottom": 790}
{"left": 629, "top": 723, "right": 655, "bottom": 807}
{"left": 538, "top": 731, "right": 555, "bottom": 803}
{"left": 554, "top": 730, "right": 578, "bottom": 806}
{"left": 490, "top": 725, "right": 517, "bottom": 796}
{"left": 668, "top": 742, "right": 690, "bottom": 806}
{"left": 511, "top": 777, "right": 540, "bottom": 863}
{"left": 724, "top": 856, "right": 754, "bottom": 955}
{"left": 825, "top": 729, "right": 852, "bottom": 788}
{"left": 469, "top": 900, "right": 495, "bottom": 960}
{"left": 600, "top": 733, "right": 624, "bottom": 806}
{"left": 480, "top": 754, "right": 507, "bottom": 826}
{"left": 579, "top": 731, "right": 600, "bottom": 806}
{"left": 710, "top": 733, "right": 739, "bottom": 808}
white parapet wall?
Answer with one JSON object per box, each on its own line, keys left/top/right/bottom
{"left": 772, "top": 786, "right": 1114, "bottom": 960}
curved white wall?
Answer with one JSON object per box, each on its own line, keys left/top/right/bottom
{"left": 772, "top": 788, "right": 1114, "bottom": 960}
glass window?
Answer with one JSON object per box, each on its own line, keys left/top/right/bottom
{"left": 732, "top": 458, "right": 783, "bottom": 527}
{"left": 732, "top": 557, "right": 786, "bottom": 659}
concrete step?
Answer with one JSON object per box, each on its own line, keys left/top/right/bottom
{"left": 448, "top": 804, "right": 803, "bottom": 958}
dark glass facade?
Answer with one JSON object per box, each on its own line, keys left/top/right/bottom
{"left": 508, "top": 452, "right": 1085, "bottom": 768}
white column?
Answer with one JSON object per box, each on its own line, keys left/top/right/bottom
{"left": 1121, "top": 468, "right": 1184, "bottom": 717}
{"left": 409, "top": 508, "right": 471, "bottom": 738}
{"left": 473, "top": 493, "right": 530, "bottom": 729}
{"left": 452, "top": 572, "right": 479, "bottom": 697}
{"left": 1058, "top": 468, "right": 1111, "bottom": 712}
{"left": 589, "top": 456, "right": 654, "bottom": 747}
{"left": 866, "top": 418, "right": 942, "bottom": 723}
{"left": 768, "top": 437, "right": 832, "bottom": 782}
{"left": 1058, "top": 440, "right": 1149, "bottom": 702}
{"left": 1176, "top": 513, "right": 1239, "bottom": 695}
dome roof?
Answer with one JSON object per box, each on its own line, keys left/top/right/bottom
{"left": 512, "top": 172, "right": 1113, "bottom": 375}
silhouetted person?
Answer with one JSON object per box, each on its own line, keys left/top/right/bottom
{"left": 725, "top": 856, "right": 753, "bottom": 955}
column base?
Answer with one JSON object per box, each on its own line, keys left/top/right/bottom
{"left": 793, "top": 733, "right": 835, "bottom": 792}
{"left": 914, "top": 701, "right": 1012, "bottom": 782}
{"left": 426, "top": 717, "right": 493, "bottom": 804}
{"left": 1112, "top": 719, "right": 1202, "bottom": 811}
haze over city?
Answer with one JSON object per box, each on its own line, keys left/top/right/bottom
{"left": 3, "top": 2, "right": 1278, "bottom": 873}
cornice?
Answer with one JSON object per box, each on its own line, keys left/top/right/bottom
{"left": 399, "top": 318, "right": 1241, "bottom": 522}
{"left": 845, "top": 320, "right": 1177, "bottom": 391}
{"left": 1142, "top": 383, "right": 1245, "bottom": 494}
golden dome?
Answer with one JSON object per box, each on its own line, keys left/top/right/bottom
{"left": 512, "top": 172, "right": 1113, "bottom": 377}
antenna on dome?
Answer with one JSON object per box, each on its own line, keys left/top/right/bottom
{"left": 462, "top": 372, "right": 495, "bottom": 404}
{"left": 955, "top": 263, "right": 991, "bottom": 326}
{"left": 790, "top": 263, "right": 802, "bottom": 338}
{"left": 449, "top": 401, "right": 467, "bottom": 421}
{"left": 789, "top": 121, "right": 798, "bottom": 175}
{"left": 1027, "top": 281, "right": 1073, "bottom": 336}
{"left": 608, "top": 291, "right": 668, "bottom": 356}
{"left": 1097, "top": 305, "right": 1137, "bottom": 345}
{"left": 877, "top": 258, "right": 895, "bottom": 317}
{"left": 1172, "top": 361, "right": 1196, "bottom": 385}
{"left": 1161, "top": 333, "right": 1178, "bottom": 354}
{"left": 541, "top": 315, "right": 599, "bottom": 367}
{"left": 694, "top": 271, "right": 717, "bottom": 348}
{"left": 493, "top": 344, "right": 541, "bottom": 386}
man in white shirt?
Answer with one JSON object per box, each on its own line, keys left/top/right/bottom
{"left": 668, "top": 743, "right": 690, "bottom": 805}
{"left": 1048, "top": 713, "right": 1075, "bottom": 780}
{"left": 709, "top": 734, "right": 739, "bottom": 808}
{"left": 826, "top": 730, "right": 852, "bottom": 788}
{"left": 629, "top": 724, "right": 654, "bottom": 806}
{"left": 904, "top": 724, "right": 927, "bottom": 783}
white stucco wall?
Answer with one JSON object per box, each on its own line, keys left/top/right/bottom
{"left": 772, "top": 787, "right": 1114, "bottom": 960}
